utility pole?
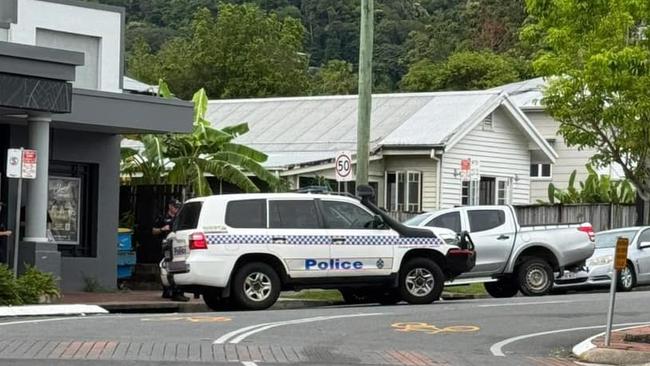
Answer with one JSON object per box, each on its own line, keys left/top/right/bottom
{"left": 355, "top": 0, "right": 373, "bottom": 186}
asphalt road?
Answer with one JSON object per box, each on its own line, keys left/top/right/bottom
{"left": 0, "top": 290, "right": 649, "bottom": 366}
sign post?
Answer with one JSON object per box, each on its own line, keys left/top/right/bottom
{"left": 5, "top": 148, "right": 37, "bottom": 276}
{"left": 604, "top": 236, "right": 629, "bottom": 346}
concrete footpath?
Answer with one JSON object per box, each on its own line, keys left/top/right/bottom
{"left": 574, "top": 325, "right": 650, "bottom": 365}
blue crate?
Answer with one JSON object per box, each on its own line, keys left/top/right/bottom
{"left": 117, "top": 265, "right": 134, "bottom": 279}
{"left": 117, "top": 251, "right": 136, "bottom": 266}
{"left": 118, "top": 230, "right": 132, "bottom": 251}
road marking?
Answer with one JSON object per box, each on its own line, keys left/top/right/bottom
{"left": 392, "top": 322, "right": 480, "bottom": 335}
{"left": 0, "top": 313, "right": 183, "bottom": 327}
{"left": 478, "top": 300, "right": 574, "bottom": 308}
{"left": 490, "top": 321, "right": 650, "bottom": 357}
{"left": 141, "top": 316, "right": 231, "bottom": 323}
{"left": 241, "top": 362, "right": 258, "bottom": 366}
{"left": 214, "top": 312, "right": 385, "bottom": 344}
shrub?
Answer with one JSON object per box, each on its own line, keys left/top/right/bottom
{"left": 0, "top": 264, "right": 22, "bottom": 305}
{"left": 15, "top": 266, "right": 60, "bottom": 304}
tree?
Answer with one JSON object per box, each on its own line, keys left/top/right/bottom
{"left": 121, "top": 82, "right": 279, "bottom": 196}
{"left": 127, "top": 4, "right": 310, "bottom": 99}
{"left": 400, "top": 50, "right": 521, "bottom": 91}
{"left": 545, "top": 165, "right": 636, "bottom": 204}
{"left": 524, "top": 0, "right": 650, "bottom": 200}
{"left": 311, "top": 60, "right": 358, "bottom": 95}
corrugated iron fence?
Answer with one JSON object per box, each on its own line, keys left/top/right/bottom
{"left": 388, "top": 203, "right": 640, "bottom": 232}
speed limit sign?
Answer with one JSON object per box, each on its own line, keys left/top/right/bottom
{"left": 335, "top": 151, "right": 354, "bottom": 182}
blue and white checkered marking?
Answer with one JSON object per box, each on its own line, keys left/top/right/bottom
{"left": 204, "top": 234, "right": 443, "bottom": 246}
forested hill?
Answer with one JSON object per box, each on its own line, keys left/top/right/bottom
{"left": 87, "top": 0, "right": 534, "bottom": 99}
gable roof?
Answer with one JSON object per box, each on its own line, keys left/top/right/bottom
{"left": 206, "top": 90, "right": 556, "bottom": 170}
{"left": 490, "top": 77, "right": 546, "bottom": 110}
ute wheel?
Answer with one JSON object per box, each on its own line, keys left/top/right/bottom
{"left": 617, "top": 263, "right": 636, "bottom": 292}
{"left": 517, "top": 258, "right": 554, "bottom": 296}
{"left": 484, "top": 278, "right": 519, "bottom": 298}
{"left": 231, "top": 262, "right": 281, "bottom": 310}
{"left": 399, "top": 258, "right": 445, "bottom": 304}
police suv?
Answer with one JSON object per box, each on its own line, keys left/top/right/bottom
{"left": 161, "top": 186, "right": 475, "bottom": 310}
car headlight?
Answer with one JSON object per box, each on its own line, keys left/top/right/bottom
{"left": 587, "top": 255, "right": 613, "bottom": 267}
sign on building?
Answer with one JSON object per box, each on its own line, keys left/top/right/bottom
{"left": 460, "top": 158, "right": 480, "bottom": 182}
{"left": 335, "top": 151, "right": 354, "bottom": 182}
{"left": 21, "top": 149, "right": 37, "bottom": 179}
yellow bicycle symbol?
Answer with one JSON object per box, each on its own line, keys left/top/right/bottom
{"left": 392, "top": 322, "right": 480, "bottom": 335}
{"left": 141, "top": 316, "right": 232, "bottom": 323}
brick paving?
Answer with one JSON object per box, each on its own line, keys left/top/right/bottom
{"left": 593, "top": 325, "right": 650, "bottom": 353}
{"left": 0, "top": 339, "right": 575, "bottom": 365}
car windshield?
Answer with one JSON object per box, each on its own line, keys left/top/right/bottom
{"left": 403, "top": 213, "right": 431, "bottom": 226}
{"left": 595, "top": 230, "right": 638, "bottom": 249}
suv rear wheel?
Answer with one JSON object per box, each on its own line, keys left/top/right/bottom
{"left": 399, "top": 258, "right": 444, "bottom": 304}
{"left": 517, "top": 258, "right": 553, "bottom": 296}
{"left": 231, "top": 262, "right": 281, "bottom": 310}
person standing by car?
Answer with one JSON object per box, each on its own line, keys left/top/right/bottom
{"left": 152, "top": 199, "right": 188, "bottom": 302}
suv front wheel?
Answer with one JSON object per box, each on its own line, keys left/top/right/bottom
{"left": 232, "top": 262, "right": 281, "bottom": 310}
{"left": 399, "top": 258, "right": 445, "bottom": 304}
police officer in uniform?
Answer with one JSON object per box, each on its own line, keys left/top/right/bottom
{"left": 152, "top": 199, "right": 188, "bottom": 302}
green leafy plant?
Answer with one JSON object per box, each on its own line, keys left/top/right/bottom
{"left": 544, "top": 165, "right": 636, "bottom": 204}
{"left": 0, "top": 264, "right": 22, "bottom": 306}
{"left": 15, "top": 266, "right": 60, "bottom": 304}
{"left": 120, "top": 81, "right": 280, "bottom": 197}
{"left": 82, "top": 275, "right": 108, "bottom": 293}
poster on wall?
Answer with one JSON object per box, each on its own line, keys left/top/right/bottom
{"left": 47, "top": 176, "right": 81, "bottom": 245}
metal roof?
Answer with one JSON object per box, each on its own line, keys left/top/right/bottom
{"left": 206, "top": 91, "right": 504, "bottom": 168}
{"left": 490, "top": 77, "right": 546, "bottom": 109}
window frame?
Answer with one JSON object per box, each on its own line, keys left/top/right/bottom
{"left": 384, "top": 170, "right": 422, "bottom": 212}
{"left": 426, "top": 211, "right": 462, "bottom": 233}
{"left": 530, "top": 163, "right": 552, "bottom": 179}
{"left": 482, "top": 113, "right": 494, "bottom": 131}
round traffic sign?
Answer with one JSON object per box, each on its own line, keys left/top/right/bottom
{"left": 335, "top": 153, "right": 352, "bottom": 178}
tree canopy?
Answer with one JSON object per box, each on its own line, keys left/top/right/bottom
{"left": 524, "top": 0, "right": 650, "bottom": 199}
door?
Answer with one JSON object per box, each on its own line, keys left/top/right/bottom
{"left": 479, "top": 177, "right": 496, "bottom": 205}
{"left": 462, "top": 208, "right": 515, "bottom": 276}
{"left": 321, "top": 199, "right": 397, "bottom": 277}
{"left": 636, "top": 229, "right": 650, "bottom": 283}
{"left": 267, "top": 199, "right": 330, "bottom": 278}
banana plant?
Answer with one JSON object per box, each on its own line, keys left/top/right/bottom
{"left": 545, "top": 164, "right": 636, "bottom": 204}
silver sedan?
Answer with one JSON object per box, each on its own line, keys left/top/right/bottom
{"left": 554, "top": 226, "right": 650, "bottom": 291}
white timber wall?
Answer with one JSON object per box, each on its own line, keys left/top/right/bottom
{"left": 10, "top": 0, "right": 122, "bottom": 92}
{"left": 525, "top": 111, "right": 595, "bottom": 203}
{"left": 441, "top": 106, "right": 531, "bottom": 208}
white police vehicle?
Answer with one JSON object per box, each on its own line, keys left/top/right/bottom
{"left": 161, "top": 186, "right": 475, "bottom": 310}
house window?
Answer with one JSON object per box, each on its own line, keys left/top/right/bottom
{"left": 386, "top": 171, "right": 422, "bottom": 212}
{"left": 496, "top": 178, "right": 510, "bottom": 205}
{"left": 530, "top": 163, "right": 552, "bottom": 178}
{"left": 461, "top": 180, "right": 480, "bottom": 206}
{"left": 462, "top": 178, "right": 509, "bottom": 206}
{"left": 482, "top": 113, "right": 494, "bottom": 130}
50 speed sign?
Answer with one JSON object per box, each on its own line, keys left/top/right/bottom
{"left": 335, "top": 151, "right": 354, "bottom": 182}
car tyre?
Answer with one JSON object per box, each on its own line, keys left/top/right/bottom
{"left": 617, "top": 263, "right": 636, "bottom": 292}
{"left": 399, "top": 258, "right": 445, "bottom": 304}
{"left": 484, "top": 278, "right": 519, "bottom": 298}
{"left": 203, "top": 288, "right": 227, "bottom": 311}
{"left": 231, "top": 262, "right": 281, "bottom": 310}
{"left": 517, "top": 258, "right": 553, "bottom": 296}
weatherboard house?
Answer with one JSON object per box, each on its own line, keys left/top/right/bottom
{"left": 0, "top": 0, "right": 192, "bottom": 290}
{"left": 206, "top": 90, "right": 558, "bottom": 212}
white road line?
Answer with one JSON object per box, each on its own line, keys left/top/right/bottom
{"left": 215, "top": 312, "right": 385, "bottom": 345}
{"left": 241, "top": 362, "right": 259, "bottom": 366}
{"left": 490, "top": 321, "right": 650, "bottom": 357}
{"left": 0, "top": 312, "right": 182, "bottom": 326}
{"left": 478, "top": 300, "right": 574, "bottom": 308}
